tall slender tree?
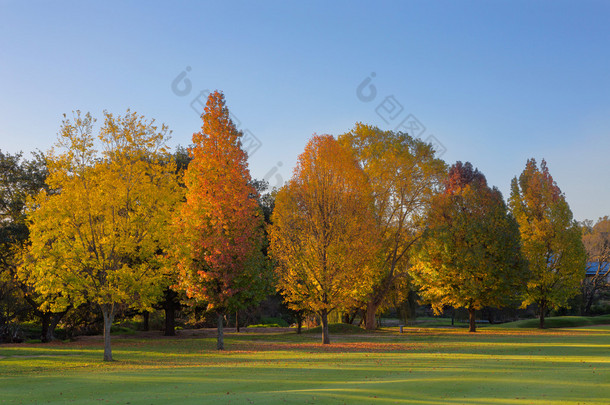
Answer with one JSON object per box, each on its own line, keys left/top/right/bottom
{"left": 412, "top": 162, "right": 526, "bottom": 332}
{"left": 509, "top": 158, "right": 586, "bottom": 328}
{"left": 269, "top": 135, "right": 378, "bottom": 344}
{"left": 172, "top": 91, "right": 267, "bottom": 350}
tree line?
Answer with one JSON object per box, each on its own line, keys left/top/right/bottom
{"left": 1, "top": 91, "right": 608, "bottom": 360}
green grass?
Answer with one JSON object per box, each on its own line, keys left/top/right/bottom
{"left": 495, "top": 314, "right": 610, "bottom": 329}
{"left": 1, "top": 323, "right": 609, "bottom": 404}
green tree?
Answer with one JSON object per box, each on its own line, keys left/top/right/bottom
{"left": 172, "top": 91, "right": 268, "bottom": 350}
{"left": 509, "top": 158, "right": 586, "bottom": 328}
{"left": 412, "top": 162, "right": 526, "bottom": 332}
{"left": 338, "top": 123, "right": 446, "bottom": 329}
{"left": 0, "top": 150, "right": 69, "bottom": 342}
{"left": 269, "top": 134, "right": 378, "bottom": 344}
{"left": 25, "top": 111, "right": 180, "bottom": 360}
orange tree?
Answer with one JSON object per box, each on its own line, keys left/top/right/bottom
{"left": 338, "top": 124, "right": 446, "bottom": 329}
{"left": 172, "top": 91, "right": 268, "bottom": 350}
{"left": 269, "top": 135, "right": 378, "bottom": 344}
{"left": 24, "top": 111, "right": 180, "bottom": 361}
{"left": 412, "top": 162, "right": 526, "bottom": 332}
{"left": 509, "top": 159, "right": 586, "bottom": 328}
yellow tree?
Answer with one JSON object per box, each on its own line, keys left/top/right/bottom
{"left": 509, "top": 158, "right": 586, "bottom": 328}
{"left": 269, "top": 135, "right": 378, "bottom": 344}
{"left": 412, "top": 162, "right": 526, "bottom": 332}
{"left": 172, "top": 91, "right": 267, "bottom": 350}
{"left": 25, "top": 111, "right": 180, "bottom": 361}
{"left": 338, "top": 124, "right": 446, "bottom": 329}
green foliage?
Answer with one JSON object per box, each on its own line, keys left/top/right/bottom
{"left": 412, "top": 162, "right": 527, "bottom": 331}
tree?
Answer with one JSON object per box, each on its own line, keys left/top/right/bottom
{"left": 0, "top": 150, "right": 69, "bottom": 342}
{"left": 172, "top": 91, "right": 268, "bottom": 350}
{"left": 509, "top": 158, "right": 586, "bottom": 328}
{"left": 25, "top": 111, "right": 179, "bottom": 360}
{"left": 581, "top": 217, "right": 610, "bottom": 314}
{"left": 412, "top": 162, "right": 526, "bottom": 332}
{"left": 269, "top": 134, "right": 378, "bottom": 344}
{"left": 338, "top": 123, "right": 446, "bottom": 329}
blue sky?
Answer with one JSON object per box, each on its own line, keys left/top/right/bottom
{"left": 1, "top": 0, "right": 609, "bottom": 221}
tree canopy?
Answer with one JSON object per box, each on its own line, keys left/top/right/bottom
{"left": 171, "top": 91, "right": 268, "bottom": 350}
{"left": 24, "top": 111, "right": 180, "bottom": 360}
{"left": 269, "top": 134, "right": 378, "bottom": 344}
{"left": 338, "top": 123, "right": 446, "bottom": 329}
{"left": 509, "top": 158, "right": 586, "bottom": 328}
{"left": 412, "top": 162, "right": 526, "bottom": 332}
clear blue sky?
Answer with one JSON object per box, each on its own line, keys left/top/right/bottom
{"left": 1, "top": 0, "right": 609, "bottom": 221}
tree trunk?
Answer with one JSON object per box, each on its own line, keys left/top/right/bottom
{"left": 40, "top": 312, "right": 51, "bottom": 343}
{"left": 296, "top": 312, "right": 302, "bottom": 334}
{"left": 364, "top": 300, "right": 378, "bottom": 330}
{"left": 584, "top": 290, "right": 596, "bottom": 315}
{"left": 164, "top": 305, "right": 176, "bottom": 336}
{"left": 142, "top": 311, "right": 150, "bottom": 331}
{"left": 235, "top": 311, "right": 240, "bottom": 333}
{"left": 217, "top": 312, "right": 224, "bottom": 350}
{"left": 44, "top": 312, "right": 64, "bottom": 343}
{"left": 539, "top": 302, "right": 546, "bottom": 329}
{"left": 321, "top": 310, "right": 330, "bottom": 344}
{"left": 468, "top": 307, "right": 476, "bottom": 333}
{"left": 101, "top": 304, "right": 115, "bottom": 361}
{"left": 342, "top": 312, "right": 350, "bottom": 324}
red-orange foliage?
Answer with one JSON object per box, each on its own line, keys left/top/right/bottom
{"left": 173, "top": 91, "right": 265, "bottom": 340}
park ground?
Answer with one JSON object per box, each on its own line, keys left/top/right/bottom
{"left": 1, "top": 321, "right": 609, "bottom": 405}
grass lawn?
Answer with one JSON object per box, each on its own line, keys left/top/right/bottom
{"left": 1, "top": 324, "right": 609, "bottom": 404}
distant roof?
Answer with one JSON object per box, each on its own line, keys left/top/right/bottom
{"left": 586, "top": 261, "right": 610, "bottom": 276}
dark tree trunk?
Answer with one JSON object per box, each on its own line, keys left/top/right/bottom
{"left": 235, "top": 311, "right": 240, "bottom": 333}
{"left": 365, "top": 300, "right": 377, "bottom": 330}
{"left": 296, "top": 312, "right": 303, "bottom": 334}
{"left": 142, "top": 311, "right": 150, "bottom": 331}
{"left": 342, "top": 312, "right": 350, "bottom": 324}
{"left": 40, "top": 312, "right": 51, "bottom": 343}
{"left": 321, "top": 310, "right": 330, "bottom": 344}
{"left": 101, "top": 304, "right": 115, "bottom": 361}
{"left": 468, "top": 307, "right": 476, "bottom": 333}
{"left": 217, "top": 312, "right": 224, "bottom": 350}
{"left": 164, "top": 305, "right": 176, "bottom": 336}
{"left": 43, "top": 312, "right": 65, "bottom": 342}
{"left": 163, "top": 288, "right": 179, "bottom": 336}
{"left": 584, "top": 291, "right": 596, "bottom": 316}
{"left": 539, "top": 301, "right": 546, "bottom": 329}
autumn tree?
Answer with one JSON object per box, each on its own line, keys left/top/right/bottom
{"left": 269, "top": 134, "right": 378, "bottom": 344}
{"left": 580, "top": 217, "right": 610, "bottom": 315}
{"left": 412, "top": 162, "right": 526, "bottom": 332}
{"left": 172, "top": 91, "right": 268, "bottom": 350}
{"left": 338, "top": 123, "right": 446, "bottom": 329}
{"left": 25, "top": 111, "right": 180, "bottom": 360}
{"left": 509, "top": 158, "right": 586, "bottom": 328}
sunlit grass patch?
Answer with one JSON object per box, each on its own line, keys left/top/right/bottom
{"left": 1, "top": 325, "right": 609, "bottom": 404}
